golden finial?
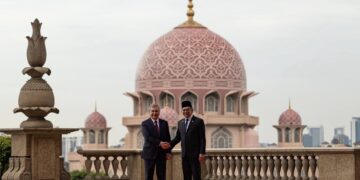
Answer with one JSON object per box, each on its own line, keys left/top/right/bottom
{"left": 176, "top": 0, "right": 206, "bottom": 28}
{"left": 288, "top": 98, "right": 292, "bottom": 109}
{"left": 95, "top": 101, "right": 97, "bottom": 112}
{"left": 187, "top": 0, "right": 194, "bottom": 22}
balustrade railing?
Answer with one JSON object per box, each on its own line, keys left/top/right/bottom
{"left": 77, "top": 148, "right": 360, "bottom": 180}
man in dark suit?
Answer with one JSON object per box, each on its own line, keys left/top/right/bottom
{"left": 141, "top": 104, "right": 172, "bottom": 180}
{"left": 170, "top": 101, "right": 206, "bottom": 180}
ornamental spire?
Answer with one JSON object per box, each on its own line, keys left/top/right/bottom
{"left": 176, "top": 0, "right": 206, "bottom": 28}
{"left": 95, "top": 101, "right": 97, "bottom": 112}
{"left": 289, "top": 98, "right": 292, "bottom": 109}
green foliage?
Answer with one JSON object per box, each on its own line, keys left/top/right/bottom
{"left": 0, "top": 136, "right": 11, "bottom": 178}
{"left": 70, "top": 170, "right": 105, "bottom": 180}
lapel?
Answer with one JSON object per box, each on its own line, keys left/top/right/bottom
{"left": 182, "top": 116, "right": 196, "bottom": 134}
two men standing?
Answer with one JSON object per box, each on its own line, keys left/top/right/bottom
{"left": 141, "top": 101, "right": 206, "bottom": 180}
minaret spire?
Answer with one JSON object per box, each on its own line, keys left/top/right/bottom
{"left": 176, "top": 0, "right": 206, "bottom": 28}
{"left": 289, "top": 98, "right": 292, "bottom": 109}
{"left": 187, "top": 0, "right": 195, "bottom": 22}
{"left": 95, "top": 101, "right": 97, "bottom": 112}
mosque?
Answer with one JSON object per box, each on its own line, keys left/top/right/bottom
{"left": 68, "top": 0, "right": 307, "bottom": 171}
{"left": 122, "top": 0, "right": 260, "bottom": 149}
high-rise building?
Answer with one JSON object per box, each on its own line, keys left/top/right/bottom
{"left": 62, "top": 136, "right": 83, "bottom": 162}
{"left": 334, "top": 127, "right": 345, "bottom": 136}
{"left": 303, "top": 134, "right": 312, "bottom": 147}
{"left": 308, "top": 126, "right": 324, "bottom": 147}
{"left": 332, "top": 127, "right": 350, "bottom": 146}
{"left": 351, "top": 117, "right": 360, "bottom": 145}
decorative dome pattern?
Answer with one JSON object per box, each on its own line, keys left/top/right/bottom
{"left": 279, "top": 109, "right": 302, "bottom": 126}
{"left": 159, "top": 106, "right": 178, "bottom": 126}
{"left": 85, "top": 111, "right": 107, "bottom": 129}
{"left": 136, "top": 27, "right": 246, "bottom": 91}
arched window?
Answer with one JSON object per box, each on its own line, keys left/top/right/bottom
{"left": 278, "top": 129, "right": 282, "bottom": 143}
{"left": 89, "top": 130, "right": 95, "bottom": 144}
{"left": 205, "top": 92, "right": 219, "bottom": 112}
{"left": 295, "top": 128, "right": 300, "bottom": 142}
{"left": 285, "top": 128, "right": 291, "bottom": 143}
{"left": 143, "top": 95, "right": 153, "bottom": 113}
{"left": 137, "top": 131, "right": 144, "bottom": 149}
{"left": 226, "top": 95, "right": 235, "bottom": 112}
{"left": 160, "top": 93, "right": 174, "bottom": 108}
{"left": 211, "top": 127, "right": 232, "bottom": 148}
{"left": 181, "top": 92, "right": 197, "bottom": 112}
{"left": 98, "top": 130, "right": 105, "bottom": 144}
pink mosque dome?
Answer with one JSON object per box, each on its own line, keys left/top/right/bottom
{"left": 159, "top": 106, "right": 178, "bottom": 127}
{"left": 135, "top": 20, "right": 246, "bottom": 91}
{"left": 278, "top": 108, "right": 302, "bottom": 126}
{"left": 85, "top": 111, "right": 107, "bottom": 129}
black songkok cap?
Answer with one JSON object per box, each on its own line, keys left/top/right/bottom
{"left": 181, "top": 101, "right": 192, "bottom": 108}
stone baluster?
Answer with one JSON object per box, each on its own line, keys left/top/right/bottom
{"left": 242, "top": 156, "right": 249, "bottom": 179}
{"left": 255, "top": 156, "right": 261, "bottom": 179}
{"left": 211, "top": 156, "right": 218, "bottom": 179}
{"left": 84, "top": 156, "right": 93, "bottom": 180}
{"left": 224, "top": 156, "right": 230, "bottom": 179}
{"left": 309, "top": 155, "right": 317, "bottom": 180}
{"left": 205, "top": 157, "right": 212, "bottom": 179}
{"left": 268, "top": 156, "right": 275, "bottom": 179}
{"left": 8, "top": 157, "right": 19, "bottom": 178}
{"left": 288, "top": 156, "right": 295, "bottom": 180}
{"left": 249, "top": 156, "right": 255, "bottom": 179}
{"left": 302, "top": 156, "right": 309, "bottom": 180}
{"left": 236, "top": 156, "right": 242, "bottom": 180}
{"left": 261, "top": 156, "right": 268, "bottom": 179}
{"left": 2, "top": 157, "right": 14, "bottom": 179}
{"left": 229, "top": 156, "right": 236, "bottom": 180}
{"left": 103, "top": 156, "right": 111, "bottom": 179}
{"left": 274, "top": 156, "right": 281, "bottom": 180}
{"left": 218, "top": 156, "right": 224, "bottom": 179}
{"left": 281, "top": 156, "right": 288, "bottom": 179}
{"left": 94, "top": 156, "right": 101, "bottom": 179}
{"left": 295, "top": 156, "right": 302, "bottom": 180}
{"left": 120, "top": 155, "right": 129, "bottom": 179}
{"left": 112, "top": 156, "right": 120, "bottom": 179}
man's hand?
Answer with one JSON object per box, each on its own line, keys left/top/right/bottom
{"left": 166, "top": 153, "right": 172, "bottom": 160}
{"left": 198, "top": 154, "right": 206, "bottom": 162}
{"left": 160, "top": 141, "right": 170, "bottom": 149}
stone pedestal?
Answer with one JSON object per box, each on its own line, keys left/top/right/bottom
{"left": 0, "top": 128, "right": 77, "bottom": 180}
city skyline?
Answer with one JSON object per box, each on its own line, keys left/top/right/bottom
{"left": 0, "top": 0, "right": 359, "bottom": 145}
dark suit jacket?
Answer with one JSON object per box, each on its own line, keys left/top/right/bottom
{"left": 170, "top": 115, "right": 206, "bottom": 158}
{"left": 141, "top": 118, "right": 171, "bottom": 160}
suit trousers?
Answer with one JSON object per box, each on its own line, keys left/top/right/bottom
{"left": 144, "top": 157, "right": 166, "bottom": 180}
{"left": 182, "top": 156, "right": 201, "bottom": 180}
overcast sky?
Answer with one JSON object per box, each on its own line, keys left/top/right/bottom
{"left": 0, "top": 0, "right": 359, "bottom": 145}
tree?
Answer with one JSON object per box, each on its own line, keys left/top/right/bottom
{"left": 0, "top": 136, "right": 11, "bottom": 178}
{"left": 70, "top": 170, "right": 104, "bottom": 180}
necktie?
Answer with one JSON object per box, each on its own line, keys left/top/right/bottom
{"left": 154, "top": 120, "right": 160, "bottom": 134}
{"left": 184, "top": 119, "right": 189, "bottom": 131}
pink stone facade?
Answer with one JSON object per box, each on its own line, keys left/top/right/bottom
{"left": 123, "top": 24, "right": 259, "bottom": 149}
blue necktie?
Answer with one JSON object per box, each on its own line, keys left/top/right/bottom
{"left": 184, "top": 119, "right": 189, "bottom": 131}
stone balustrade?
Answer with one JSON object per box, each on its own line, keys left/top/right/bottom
{"left": 77, "top": 148, "right": 360, "bottom": 180}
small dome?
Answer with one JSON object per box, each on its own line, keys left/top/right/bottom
{"left": 85, "top": 111, "right": 107, "bottom": 129}
{"left": 159, "top": 106, "right": 178, "bottom": 126}
{"left": 279, "top": 108, "right": 302, "bottom": 126}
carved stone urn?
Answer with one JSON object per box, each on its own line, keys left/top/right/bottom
{"left": 14, "top": 19, "right": 59, "bottom": 128}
